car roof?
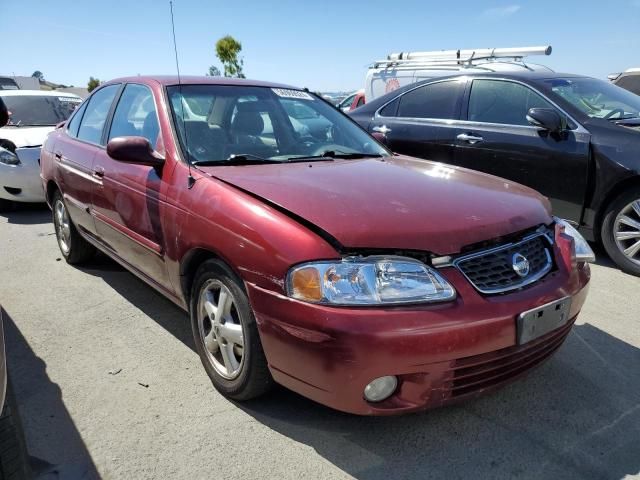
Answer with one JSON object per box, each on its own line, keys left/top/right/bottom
{"left": 357, "top": 71, "right": 595, "bottom": 112}
{"left": 103, "top": 75, "right": 301, "bottom": 90}
{"left": 421, "top": 71, "right": 589, "bottom": 82}
{"left": 0, "top": 89, "right": 81, "bottom": 98}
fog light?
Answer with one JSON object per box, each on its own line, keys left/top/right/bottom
{"left": 363, "top": 376, "right": 398, "bottom": 402}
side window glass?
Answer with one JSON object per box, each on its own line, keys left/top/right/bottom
{"left": 77, "top": 85, "right": 119, "bottom": 145}
{"left": 379, "top": 97, "right": 400, "bottom": 117}
{"left": 66, "top": 101, "right": 88, "bottom": 138}
{"left": 397, "top": 81, "right": 464, "bottom": 119}
{"left": 340, "top": 94, "right": 355, "bottom": 109}
{"left": 356, "top": 96, "right": 365, "bottom": 108}
{"left": 109, "top": 84, "right": 160, "bottom": 147}
{"left": 468, "top": 80, "right": 555, "bottom": 126}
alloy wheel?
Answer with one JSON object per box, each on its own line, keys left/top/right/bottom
{"left": 54, "top": 199, "right": 71, "bottom": 255}
{"left": 613, "top": 198, "right": 640, "bottom": 266}
{"left": 197, "top": 280, "right": 245, "bottom": 379}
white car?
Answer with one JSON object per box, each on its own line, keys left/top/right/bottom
{"left": 0, "top": 90, "right": 81, "bottom": 210}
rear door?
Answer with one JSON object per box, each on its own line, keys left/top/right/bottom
{"left": 453, "top": 78, "right": 591, "bottom": 222}
{"left": 91, "top": 83, "right": 173, "bottom": 291}
{"left": 54, "top": 84, "right": 120, "bottom": 236}
{"left": 368, "top": 79, "right": 466, "bottom": 164}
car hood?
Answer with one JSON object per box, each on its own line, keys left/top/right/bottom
{"left": 201, "top": 156, "right": 552, "bottom": 255}
{"left": 0, "top": 126, "right": 54, "bottom": 147}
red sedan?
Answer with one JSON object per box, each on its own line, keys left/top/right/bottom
{"left": 40, "top": 76, "right": 593, "bottom": 415}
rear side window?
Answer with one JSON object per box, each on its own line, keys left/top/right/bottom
{"left": 66, "top": 101, "right": 88, "bottom": 137}
{"left": 109, "top": 84, "right": 160, "bottom": 147}
{"left": 77, "top": 85, "right": 119, "bottom": 145}
{"left": 616, "top": 75, "right": 640, "bottom": 95}
{"left": 468, "top": 80, "right": 554, "bottom": 126}
{"left": 396, "top": 81, "right": 464, "bottom": 119}
{"left": 379, "top": 97, "right": 400, "bottom": 117}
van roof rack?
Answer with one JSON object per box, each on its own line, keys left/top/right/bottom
{"left": 371, "top": 45, "right": 552, "bottom": 70}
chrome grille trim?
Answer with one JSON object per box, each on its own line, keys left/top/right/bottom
{"left": 452, "top": 231, "right": 554, "bottom": 294}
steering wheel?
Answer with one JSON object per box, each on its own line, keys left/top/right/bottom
{"left": 604, "top": 108, "right": 625, "bottom": 119}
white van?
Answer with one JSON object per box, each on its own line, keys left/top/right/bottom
{"left": 364, "top": 45, "right": 553, "bottom": 102}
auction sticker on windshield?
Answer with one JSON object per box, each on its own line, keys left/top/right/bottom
{"left": 58, "top": 97, "right": 82, "bottom": 103}
{"left": 272, "top": 88, "right": 314, "bottom": 100}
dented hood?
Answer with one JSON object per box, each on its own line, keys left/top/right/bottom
{"left": 202, "top": 156, "right": 552, "bottom": 255}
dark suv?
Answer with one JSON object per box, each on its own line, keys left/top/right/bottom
{"left": 350, "top": 72, "right": 640, "bottom": 275}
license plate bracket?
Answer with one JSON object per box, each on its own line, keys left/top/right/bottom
{"left": 517, "top": 296, "right": 572, "bottom": 345}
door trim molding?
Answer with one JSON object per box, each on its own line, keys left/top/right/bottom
{"left": 92, "top": 209, "right": 163, "bottom": 255}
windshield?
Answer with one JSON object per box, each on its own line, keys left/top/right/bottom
{"left": 166, "top": 85, "right": 388, "bottom": 164}
{"left": 544, "top": 77, "right": 640, "bottom": 120}
{"left": 2, "top": 95, "right": 82, "bottom": 126}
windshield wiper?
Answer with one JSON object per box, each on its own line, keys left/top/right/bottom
{"left": 287, "top": 150, "right": 383, "bottom": 161}
{"left": 192, "top": 154, "right": 281, "bottom": 166}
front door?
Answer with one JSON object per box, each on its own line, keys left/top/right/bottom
{"left": 91, "top": 83, "right": 173, "bottom": 292}
{"left": 453, "top": 79, "right": 591, "bottom": 222}
{"left": 369, "top": 79, "right": 466, "bottom": 164}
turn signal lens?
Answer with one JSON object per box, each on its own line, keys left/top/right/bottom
{"left": 289, "top": 266, "right": 322, "bottom": 302}
{"left": 554, "top": 218, "right": 595, "bottom": 263}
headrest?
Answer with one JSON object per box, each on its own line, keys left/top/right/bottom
{"left": 232, "top": 110, "right": 264, "bottom": 136}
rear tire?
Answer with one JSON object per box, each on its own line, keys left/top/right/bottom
{"left": 52, "top": 191, "right": 95, "bottom": 265}
{"left": 601, "top": 187, "right": 640, "bottom": 276}
{"left": 190, "top": 259, "right": 273, "bottom": 401}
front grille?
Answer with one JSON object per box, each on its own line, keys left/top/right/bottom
{"left": 454, "top": 232, "right": 553, "bottom": 294}
{"left": 450, "top": 317, "right": 573, "bottom": 397}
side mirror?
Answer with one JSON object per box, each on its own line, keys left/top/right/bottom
{"left": 106, "top": 136, "right": 164, "bottom": 167}
{"left": 526, "top": 108, "right": 566, "bottom": 132}
{"left": 0, "top": 98, "right": 8, "bottom": 128}
{"left": 371, "top": 132, "right": 388, "bottom": 145}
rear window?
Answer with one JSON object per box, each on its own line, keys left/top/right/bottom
{"left": 3, "top": 95, "right": 82, "bottom": 126}
{"left": 396, "top": 81, "right": 464, "bottom": 119}
{"left": 0, "top": 78, "right": 19, "bottom": 90}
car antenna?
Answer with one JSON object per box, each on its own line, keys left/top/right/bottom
{"left": 169, "top": 0, "right": 195, "bottom": 189}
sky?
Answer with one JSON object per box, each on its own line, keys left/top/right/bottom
{"left": 1, "top": 0, "right": 639, "bottom": 92}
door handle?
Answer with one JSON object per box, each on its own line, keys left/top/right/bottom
{"left": 93, "top": 166, "right": 105, "bottom": 178}
{"left": 457, "top": 133, "right": 484, "bottom": 144}
{"left": 54, "top": 152, "right": 63, "bottom": 161}
{"left": 372, "top": 125, "right": 392, "bottom": 135}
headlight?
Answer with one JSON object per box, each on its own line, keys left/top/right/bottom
{"left": 555, "top": 218, "right": 595, "bottom": 263}
{"left": 286, "top": 256, "right": 456, "bottom": 305}
{"left": 0, "top": 147, "right": 20, "bottom": 165}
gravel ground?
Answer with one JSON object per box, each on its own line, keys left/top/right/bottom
{"left": 0, "top": 205, "right": 639, "bottom": 480}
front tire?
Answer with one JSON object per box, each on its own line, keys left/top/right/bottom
{"left": 0, "top": 199, "right": 13, "bottom": 213}
{"left": 0, "top": 382, "right": 30, "bottom": 480}
{"left": 601, "top": 187, "right": 640, "bottom": 276}
{"left": 52, "top": 191, "right": 95, "bottom": 264}
{"left": 190, "top": 259, "right": 273, "bottom": 401}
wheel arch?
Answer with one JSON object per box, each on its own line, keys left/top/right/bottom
{"left": 594, "top": 175, "right": 640, "bottom": 242}
{"left": 179, "top": 247, "right": 244, "bottom": 305}
{"left": 45, "top": 180, "right": 60, "bottom": 208}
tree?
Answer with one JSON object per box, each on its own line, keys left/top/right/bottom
{"left": 215, "top": 35, "right": 245, "bottom": 78}
{"left": 31, "top": 70, "right": 44, "bottom": 81}
{"left": 87, "top": 77, "right": 100, "bottom": 92}
{"left": 207, "top": 65, "right": 221, "bottom": 77}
